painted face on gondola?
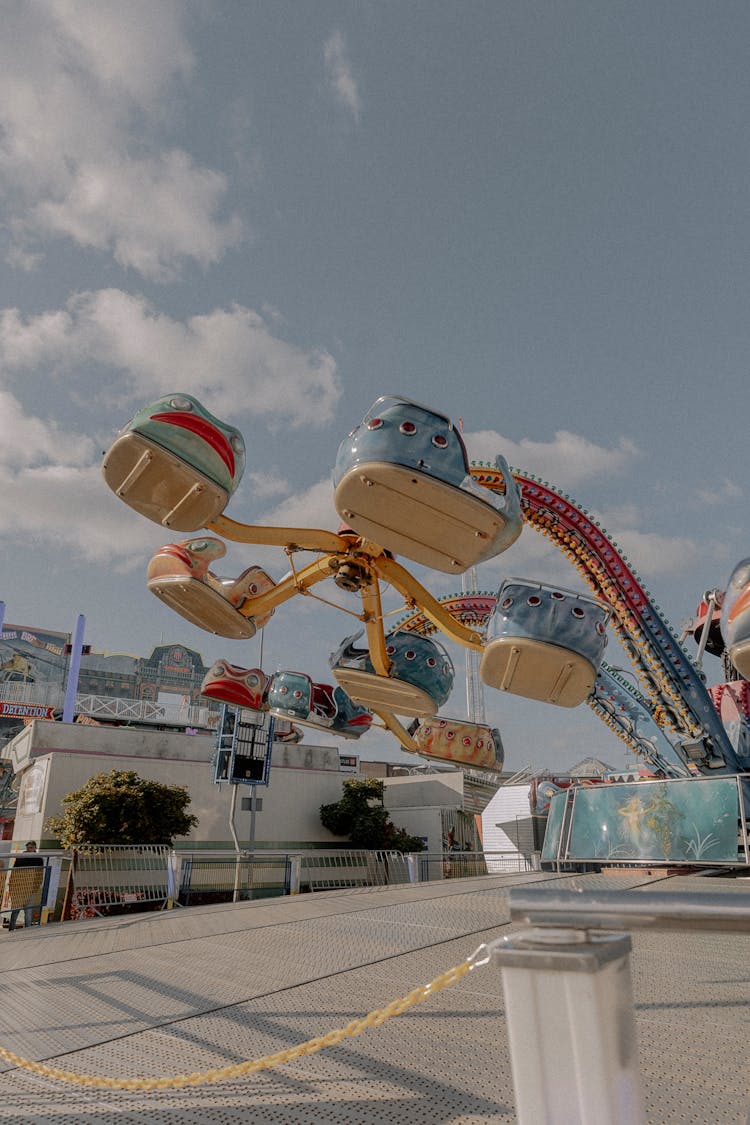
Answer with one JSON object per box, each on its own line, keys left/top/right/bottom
{"left": 126, "top": 394, "right": 246, "bottom": 491}
{"left": 336, "top": 397, "right": 469, "bottom": 487}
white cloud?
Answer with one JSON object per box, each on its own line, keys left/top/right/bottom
{"left": 324, "top": 30, "right": 361, "bottom": 122}
{"left": 45, "top": 0, "right": 195, "bottom": 102}
{"left": 245, "top": 472, "right": 291, "bottom": 500}
{"left": 0, "top": 290, "right": 341, "bottom": 425}
{"left": 0, "top": 383, "right": 173, "bottom": 563}
{"left": 0, "top": 2, "right": 241, "bottom": 279}
{"left": 600, "top": 525, "right": 699, "bottom": 577}
{"left": 696, "top": 478, "right": 742, "bottom": 506}
{"left": 0, "top": 389, "right": 95, "bottom": 467}
{"left": 34, "top": 153, "right": 242, "bottom": 280}
{"left": 0, "top": 459, "right": 167, "bottom": 564}
{"left": 260, "top": 479, "right": 339, "bottom": 533}
{"left": 465, "top": 429, "right": 639, "bottom": 486}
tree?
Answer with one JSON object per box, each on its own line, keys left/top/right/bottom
{"left": 320, "top": 778, "right": 425, "bottom": 852}
{"left": 46, "top": 769, "right": 199, "bottom": 848}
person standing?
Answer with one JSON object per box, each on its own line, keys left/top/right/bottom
{"left": 7, "top": 842, "right": 44, "bottom": 931}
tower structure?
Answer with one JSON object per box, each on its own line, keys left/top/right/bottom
{"left": 461, "top": 565, "right": 486, "bottom": 724}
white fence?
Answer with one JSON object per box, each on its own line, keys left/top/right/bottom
{"left": 0, "top": 682, "right": 216, "bottom": 728}
{"left": 13, "top": 844, "right": 540, "bottom": 923}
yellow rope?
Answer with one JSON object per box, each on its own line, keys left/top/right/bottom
{"left": 0, "top": 957, "right": 474, "bottom": 1091}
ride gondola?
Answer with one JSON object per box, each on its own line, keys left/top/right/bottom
{"left": 412, "top": 716, "right": 503, "bottom": 771}
{"left": 200, "top": 660, "right": 269, "bottom": 711}
{"left": 266, "top": 671, "right": 373, "bottom": 740}
{"left": 102, "top": 393, "right": 245, "bottom": 531}
{"left": 481, "top": 579, "right": 610, "bottom": 707}
{"left": 330, "top": 630, "right": 454, "bottom": 717}
{"left": 333, "top": 396, "right": 522, "bottom": 573}
{"left": 146, "top": 537, "right": 275, "bottom": 639}
{"left": 721, "top": 559, "right": 750, "bottom": 679}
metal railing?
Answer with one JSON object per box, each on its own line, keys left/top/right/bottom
{"left": 485, "top": 886, "right": 750, "bottom": 1123}
{"left": 300, "top": 850, "right": 410, "bottom": 891}
{"left": 0, "top": 682, "right": 217, "bottom": 728}
{"left": 68, "top": 844, "right": 173, "bottom": 917}
{"left": 418, "top": 850, "right": 536, "bottom": 881}
{"left": 0, "top": 843, "right": 538, "bottom": 925}
{"left": 178, "top": 853, "right": 291, "bottom": 904}
{"left": 509, "top": 886, "right": 750, "bottom": 932}
{"left": 0, "top": 853, "right": 65, "bottom": 928}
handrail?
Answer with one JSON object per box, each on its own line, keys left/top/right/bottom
{"left": 509, "top": 888, "right": 750, "bottom": 933}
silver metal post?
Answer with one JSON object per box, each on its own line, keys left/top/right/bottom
{"left": 288, "top": 855, "right": 301, "bottom": 895}
{"left": 228, "top": 783, "right": 242, "bottom": 902}
{"left": 694, "top": 590, "right": 718, "bottom": 669}
{"left": 246, "top": 786, "right": 258, "bottom": 900}
{"left": 493, "top": 927, "right": 645, "bottom": 1124}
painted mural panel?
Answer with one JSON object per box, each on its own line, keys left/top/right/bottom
{"left": 541, "top": 789, "right": 569, "bottom": 863}
{"left": 566, "top": 778, "right": 740, "bottom": 864}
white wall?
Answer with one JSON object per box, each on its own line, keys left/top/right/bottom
{"left": 480, "top": 784, "right": 533, "bottom": 868}
{"left": 8, "top": 720, "right": 350, "bottom": 850}
{"left": 383, "top": 773, "right": 466, "bottom": 853}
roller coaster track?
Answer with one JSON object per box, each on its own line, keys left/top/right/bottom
{"left": 400, "top": 464, "right": 739, "bottom": 774}
{"left": 590, "top": 665, "right": 690, "bottom": 777}
{"left": 478, "top": 465, "right": 739, "bottom": 771}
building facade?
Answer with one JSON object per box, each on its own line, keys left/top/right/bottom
{"left": 0, "top": 622, "right": 215, "bottom": 748}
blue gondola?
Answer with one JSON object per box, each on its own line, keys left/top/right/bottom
{"left": 329, "top": 630, "right": 455, "bottom": 717}
{"left": 333, "top": 396, "right": 522, "bottom": 574}
{"left": 721, "top": 558, "right": 750, "bottom": 678}
{"left": 102, "top": 393, "right": 245, "bottom": 531}
{"left": 480, "top": 579, "right": 610, "bottom": 707}
{"left": 266, "top": 671, "right": 373, "bottom": 740}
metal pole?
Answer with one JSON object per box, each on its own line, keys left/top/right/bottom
{"left": 246, "top": 785, "right": 258, "bottom": 900}
{"left": 288, "top": 855, "right": 301, "bottom": 895}
{"left": 493, "top": 927, "right": 645, "bottom": 1124}
{"left": 510, "top": 887, "right": 750, "bottom": 933}
{"left": 694, "top": 590, "right": 717, "bottom": 669}
{"left": 62, "top": 614, "right": 86, "bottom": 722}
{"left": 228, "top": 783, "right": 242, "bottom": 902}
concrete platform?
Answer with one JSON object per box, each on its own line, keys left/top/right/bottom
{"left": 0, "top": 869, "right": 748, "bottom": 1123}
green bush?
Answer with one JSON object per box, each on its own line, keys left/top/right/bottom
{"left": 46, "top": 769, "right": 198, "bottom": 848}
{"left": 320, "top": 778, "right": 424, "bottom": 852}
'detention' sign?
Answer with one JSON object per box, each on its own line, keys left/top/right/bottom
{"left": 0, "top": 702, "right": 56, "bottom": 719}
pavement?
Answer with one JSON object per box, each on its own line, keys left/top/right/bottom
{"left": 0, "top": 868, "right": 748, "bottom": 1123}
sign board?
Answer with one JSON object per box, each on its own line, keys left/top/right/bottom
{"left": 0, "top": 702, "right": 56, "bottom": 720}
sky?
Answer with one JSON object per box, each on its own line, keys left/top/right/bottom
{"left": 1, "top": 1, "right": 748, "bottom": 773}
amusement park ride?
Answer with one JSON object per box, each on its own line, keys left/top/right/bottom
{"left": 101, "top": 393, "right": 750, "bottom": 860}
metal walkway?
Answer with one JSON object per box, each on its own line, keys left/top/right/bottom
{"left": 0, "top": 869, "right": 748, "bottom": 1122}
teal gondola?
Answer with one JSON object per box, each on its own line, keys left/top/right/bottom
{"left": 267, "top": 670, "right": 373, "bottom": 740}
{"left": 103, "top": 393, "right": 245, "bottom": 531}
{"left": 330, "top": 630, "right": 455, "bottom": 717}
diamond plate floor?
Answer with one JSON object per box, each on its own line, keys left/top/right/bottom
{"left": 0, "top": 869, "right": 748, "bottom": 1123}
